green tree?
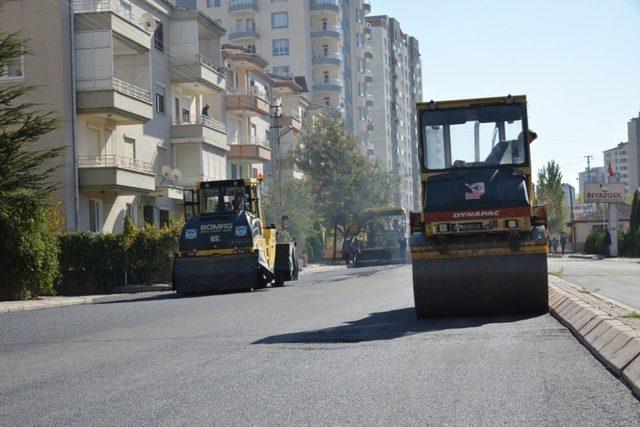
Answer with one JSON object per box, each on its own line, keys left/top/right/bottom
{"left": 0, "top": 30, "right": 60, "bottom": 199}
{"left": 262, "top": 176, "right": 316, "bottom": 246}
{"left": 630, "top": 189, "right": 640, "bottom": 233}
{"left": 536, "top": 160, "right": 566, "bottom": 234}
{"left": 295, "top": 116, "right": 393, "bottom": 259}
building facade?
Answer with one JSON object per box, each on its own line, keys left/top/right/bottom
{"left": 364, "top": 15, "right": 422, "bottom": 211}
{"left": 577, "top": 166, "right": 605, "bottom": 201}
{"left": 197, "top": 0, "right": 371, "bottom": 143}
{"left": 603, "top": 142, "right": 632, "bottom": 197}
{"left": 627, "top": 114, "right": 640, "bottom": 192}
{"left": 0, "top": 0, "right": 231, "bottom": 233}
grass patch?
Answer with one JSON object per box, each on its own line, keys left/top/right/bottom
{"left": 622, "top": 311, "right": 640, "bottom": 319}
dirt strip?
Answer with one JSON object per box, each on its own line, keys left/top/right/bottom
{"left": 549, "top": 275, "right": 640, "bottom": 397}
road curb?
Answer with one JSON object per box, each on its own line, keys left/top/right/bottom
{"left": 0, "top": 296, "right": 93, "bottom": 314}
{"left": 549, "top": 281, "right": 640, "bottom": 397}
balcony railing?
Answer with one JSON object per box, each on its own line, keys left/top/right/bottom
{"left": 313, "top": 52, "right": 342, "bottom": 60}
{"left": 311, "top": 24, "right": 342, "bottom": 34}
{"left": 174, "top": 114, "right": 226, "bottom": 133}
{"left": 73, "top": 0, "right": 150, "bottom": 32}
{"left": 229, "top": 0, "right": 258, "bottom": 12}
{"left": 77, "top": 155, "right": 153, "bottom": 174}
{"left": 196, "top": 54, "right": 226, "bottom": 75}
{"left": 77, "top": 77, "right": 151, "bottom": 103}
{"left": 230, "top": 137, "right": 270, "bottom": 149}
{"left": 311, "top": 0, "right": 340, "bottom": 11}
{"left": 227, "top": 86, "right": 270, "bottom": 102}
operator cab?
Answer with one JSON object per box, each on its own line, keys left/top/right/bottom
{"left": 419, "top": 97, "right": 535, "bottom": 214}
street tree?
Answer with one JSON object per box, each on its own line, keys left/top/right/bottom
{"left": 536, "top": 160, "right": 565, "bottom": 234}
{"left": 630, "top": 189, "right": 640, "bottom": 233}
{"left": 295, "top": 116, "right": 393, "bottom": 259}
{"left": 0, "top": 30, "right": 60, "bottom": 199}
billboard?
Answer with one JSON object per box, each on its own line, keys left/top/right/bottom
{"left": 583, "top": 183, "right": 625, "bottom": 203}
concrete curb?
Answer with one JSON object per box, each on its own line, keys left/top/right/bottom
{"left": 549, "top": 282, "right": 640, "bottom": 397}
{"left": 0, "top": 296, "right": 93, "bottom": 314}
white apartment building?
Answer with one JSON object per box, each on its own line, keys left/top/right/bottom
{"left": 1, "top": 0, "right": 230, "bottom": 233}
{"left": 365, "top": 15, "right": 422, "bottom": 212}
{"left": 603, "top": 142, "right": 632, "bottom": 197}
{"left": 627, "top": 114, "right": 640, "bottom": 191}
{"left": 197, "top": 0, "right": 371, "bottom": 144}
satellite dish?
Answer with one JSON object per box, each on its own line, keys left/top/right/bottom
{"left": 142, "top": 13, "right": 158, "bottom": 33}
{"left": 172, "top": 169, "right": 182, "bottom": 182}
{"left": 161, "top": 165, "right": 172, "bottom": 178}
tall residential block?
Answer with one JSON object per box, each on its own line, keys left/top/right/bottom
{"left": 365, "top": 15, "right": 422, "bottom": 211}
{"left": 603, "top": 142, "right": 632, "bottom": 197}
{"left": 197, "top": 0, "right": 372, "bottom": 143}
{"left": 628, "top": 114, "right": 640, "bottom": 191}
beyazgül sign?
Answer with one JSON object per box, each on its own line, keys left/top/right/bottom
{"left": 584, "top": 183, "right": 625, "bottom": 203}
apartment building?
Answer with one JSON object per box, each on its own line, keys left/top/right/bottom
{"left": 578, "top": 166, "right": 605, "bottom": 200}
{"left": 627, "top": 114, "right": 640, "bottom": 191}
{"left": 603, "top": 142, "right": 632, "bottom": 197}
{"left": 0, "top": 0, "right": 230, "bottom": 233}
{"left": 197, "top": 0, "right": 371, "bottom": 143}
{"left": 364, "top": 15, "right": 422, "bottom": 211}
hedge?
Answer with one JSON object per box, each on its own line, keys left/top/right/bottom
{"left": 0, "top": 191, "right": 61, "bottom": 300}
{"left": 57, "top": 217, "right": 183, "bottom": 295}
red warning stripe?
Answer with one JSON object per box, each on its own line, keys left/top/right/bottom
{"left": 424, "top": 207, "right": 531, "bottom": 221}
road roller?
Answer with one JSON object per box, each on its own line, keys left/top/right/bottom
{"left": 411, "top": 95, "right": 548, "bottom": 317}
{"left": 173, "top": 178, "right": 298, "bottom": 294}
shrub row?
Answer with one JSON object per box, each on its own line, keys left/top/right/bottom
{"left": 58, "top": 218, "right": 182, "bottom": 295}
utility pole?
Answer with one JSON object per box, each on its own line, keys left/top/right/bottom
{"left": 569, "top": 186, "right": 576, "bottom": 253}
{"left": 585, "top": 155, "right": 593, "bottom": 180}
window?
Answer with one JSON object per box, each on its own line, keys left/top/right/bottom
{"left": 272, "top": 12, "right": 288, "bottom": 29}
{"left": 89, "top": 200, "right": 102, "bottom": 233}
{"left": 231, "top": 164, "right": 238, "bottom": 179}
{"left": 245, "top": 44, "right": 256, "bottom": 53}
{"left": 159, "top": 209, "right": 170, "bottom": 227}
{"left": 0, "top": 54, "right": 24, "bottom": 80}
{"left": 273, "top": 65, "right": 290, "bottom": 76}
{"left": 124, "top": 137, "right": 136, "bottom": 159}
{"left": 272, "top": 39, "right": 289, "bottom": 56}
{"left": 207, "top": 0, "right": 220, "bottom": 6}
{"left": 143, "top": 205, "right": 155, "bottom": 226}
{"left": 155, "top": 85, "right": 165, "bottom": 113}
{"left": 322, "top": 71, "right": 329, "bottom": 84}
{"left": 324, "top": 97, "right": 331, "bottom": 107}
{"left": 154, "top": 21, "right": 164, "bottom": 51}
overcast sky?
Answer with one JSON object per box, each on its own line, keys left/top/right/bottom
{"left": 371, "top": 0, "right": 640, "bottom": 188}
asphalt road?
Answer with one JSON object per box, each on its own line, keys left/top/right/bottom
{"left": 1, "top": 264, "right": 639, "bottom": 425}
{"left": 549, "top": 257, "right": 640, "bottom": 309}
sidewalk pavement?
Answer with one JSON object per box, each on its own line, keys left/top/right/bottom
{"left": 549, "top": 275, "right": 640, "bottom": 397}
{"left": 0, "top": 284, "right": 173, "bottom": 314}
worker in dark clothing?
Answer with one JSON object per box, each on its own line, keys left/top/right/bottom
{"left": 201, "top": 104, "right": 210, "bottom": 117}
{"left": 604, "top": 229, "right": 612, "bottom": 257}
{"left": 560, "top": 234, "right": 567, "bottom": 256}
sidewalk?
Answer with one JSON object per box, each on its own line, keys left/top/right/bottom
{"left": 550, "top": 276, "right": 640, "bottom": 397}
{"left": 0, "top": 284, "right": 173, "bottom": 314}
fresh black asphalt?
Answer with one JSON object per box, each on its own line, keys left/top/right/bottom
{"left": 1, "top": 264, "right": 639, "bottom": 425}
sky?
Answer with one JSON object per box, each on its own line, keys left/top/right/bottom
{"left": 371, "top": 0, "right": 640, "bottom": 188}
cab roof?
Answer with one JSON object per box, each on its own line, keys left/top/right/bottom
{"left": 416, "top": 95, "right": 526, "bottom": 111}
{"left": 198, "top": 178, "right": 260, "bottom": 189}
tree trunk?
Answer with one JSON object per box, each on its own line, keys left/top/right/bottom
{"left": 332, "top": 223, "right": 338, "bottom": 263}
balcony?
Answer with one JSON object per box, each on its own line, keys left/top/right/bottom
{"left": 228, "top": 138, "right": 271, "bottom": 162}
{"left": 364, "top": 25, "right": 372, "bottom": 37}
{"left": 77, "top": 155, "right": 155, "bottom": 192}
{"left": 363, "top": 1, "right": 371, "bottom": 15}
{"left": 310, "top": 0, "right": 340, "bottom": 13}
{"left": 280, "top": 114, "right": 302, "bottom": 133}
{"left": 76, "top": 77, "right": 153, "bottom": 124}
{"left": 311, "top": 25, "right": 342, "bottom": 39}
{"left": 171, "top": 115, "right": 228, "bottom": 150}
{"left": 312, "top": 52, "right": 343, "bottom": 66}
{"left": 170, "top": 54, "right": 226, "bottom": 93}
{"left": 229, "top": 0, "right": 258, "bottom": 13}
{"left": 364, "top": 44, "right": 374, "bottom": 59}
{"left": 366, "top": 98, "right": 373, "bottom": 107}
{"left": 367, "top": 120, "right": 375, "bottom": 131}
{"left": 229, "top": 27, "right": 260, "bottom": 41}
{"left": 226, "top": 88, "right": 271, "bottom": 116}
{"left": 365, "top": 69, "right": 373, "bottom": 83}
{"left": 73, "top": 0, "right": 152, "bottom": 50}
{"left": 313, "top": 78, "right": 343, "bottom": 92}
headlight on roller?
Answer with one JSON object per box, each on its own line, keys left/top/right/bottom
{"left": 505, "top": 219, "right": 518, "bottom": 229}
